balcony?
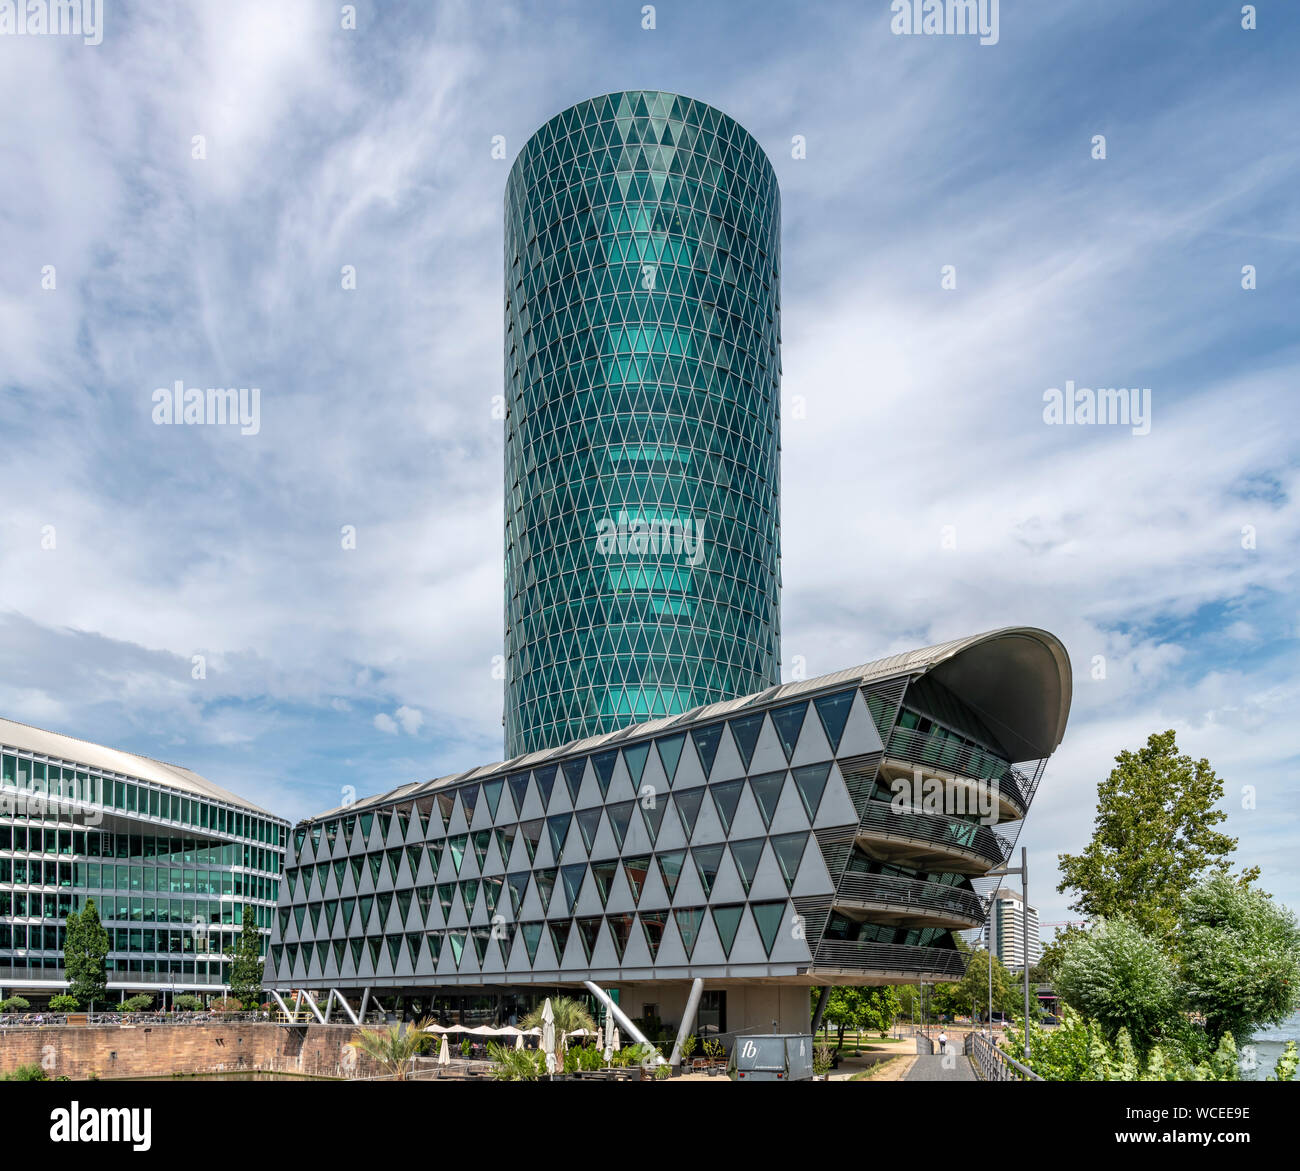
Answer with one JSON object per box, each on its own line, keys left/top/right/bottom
{"left": 855, "top": 801, "right": 1009, "bottom": 875}
{"left": 832, "top": 872, "right": 986, "bottom": 931}
{"left": 884, "top": 726, "right": 1030, "bottom": 818}
{"left": 810, "top": 940, "right": 967, "bottom": 982}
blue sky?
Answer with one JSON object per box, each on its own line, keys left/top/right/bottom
{"left": 1, "top": 0, "right": 1297, "bottom": 928}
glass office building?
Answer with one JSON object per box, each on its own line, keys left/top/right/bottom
{"left": 266, "top": 628, "right": 1071, "bottom": 1039}
{"left": 0, "top": 717, "right": 288, "bottom": 1002}
{"left": 503, "top": 91, "right": 782, "bottom": 757}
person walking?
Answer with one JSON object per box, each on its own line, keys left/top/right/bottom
{"left": 938, "top": 1030, "right": 948, "bottom": 1055}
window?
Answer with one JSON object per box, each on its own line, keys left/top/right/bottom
{"left": 698, "top": 990, "right": 726, "bottom": 1036}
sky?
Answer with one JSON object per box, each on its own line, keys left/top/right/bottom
{"left": 0, "top": 0, "right": 1297, "bottom": 931}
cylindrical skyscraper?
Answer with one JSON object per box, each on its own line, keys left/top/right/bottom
{"left": 504, "top": 91, "right": 781, "bottom": 757}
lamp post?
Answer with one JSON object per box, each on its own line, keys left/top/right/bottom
{"left": 983, "top": 846, "right": 1032, "bottom": 1060}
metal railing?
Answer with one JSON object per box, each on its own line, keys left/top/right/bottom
{"left": 833, "top": 872, "right": 985, "bottom": 925}
{"left": 856, "top": 802, "right": 1010, "bottom": 869}
{"left": 812, "top": 940, "right": 967, "bottom": 980}
{"left": 965, "top": 1030, "right": 1042, "bottom": 1081}
{"left": 885, "top": 727, "right": 1030, "bottom": 812}
{"left": 0, "top": 1011, "right": 270, "bottom": 1027}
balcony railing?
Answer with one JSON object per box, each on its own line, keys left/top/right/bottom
{"left": 834, "top": 872, "right": 986, "bottom": 925}
{"left": 856, "top": 802, "right": 1009, "bottom": 869}
{"left": 812, "top": 940, "right": 966, "bottom": 980}
{"left": 885, "top": 727, "right": 1030, "bottom": 813}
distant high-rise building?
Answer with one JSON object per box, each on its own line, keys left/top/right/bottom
{"left": 503, "top": 91, "right": 782, "bottom": 758}
{"left": 984, "top": 886, "right": 1040, "bottom": 970}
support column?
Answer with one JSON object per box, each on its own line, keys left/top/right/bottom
{"left": 299, "top": 989, "right": 327, "bottom": 1024}
{"left": 358, "top": 986, "right": 372, "bottom": 1023}
{"left": 810, "top": 986, "right": 832, "bottom": 1037}
{"left": 583, "top": 981, "right": 665, "bottom": 1065}
{"left": 668, "top": 978, "right": 705, "bottom": 1070}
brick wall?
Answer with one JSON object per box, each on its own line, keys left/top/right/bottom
{"left": 0, "top": 1022, "right": 381, "bottom": 1080}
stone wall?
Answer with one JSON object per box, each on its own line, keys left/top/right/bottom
{"left": 0, "top": 1022, "right": 379, "bottom": 1080}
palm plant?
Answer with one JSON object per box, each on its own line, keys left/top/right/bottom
{"left": 520, "top": 996, "right": 596, "bottom": 1069}
{"left": 347, "top": 1016, "right": 434, "bottom": 1080}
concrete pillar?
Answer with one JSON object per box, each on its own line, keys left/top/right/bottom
{"left": 583, "top": 981, "right": 665, "bottom": 1065}
{"left": 810, "top": 986, "right": 832, "bottom": 1037}
{"left": 669, "top": 979, "right": 705, "bottom": 1070}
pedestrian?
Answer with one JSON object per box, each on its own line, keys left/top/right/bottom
{"left": 938, "top": 1030, "right": 948, "bottom": 1055}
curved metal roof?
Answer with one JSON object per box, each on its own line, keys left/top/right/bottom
{"left": 0, "top": 716, "right": 281, "bottom": 818}
{"left": 307, "top": 626, "right": 1071, "bottom": 822}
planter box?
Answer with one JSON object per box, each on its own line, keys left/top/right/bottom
{"left": 65, "top": 1013, "right": 88, "bottom": 1028}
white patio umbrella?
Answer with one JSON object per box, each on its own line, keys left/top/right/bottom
{"left": 602, "top": 1019, "right": 613, "bottom": 1063}
{"left": 438, "top": 1036, "right": 450, "bottom": 1066}
{"left": 611, "top": 1026, "right": 621, "bottom": 1052}
{"left": 540, "top": 998, "right": 557, "bottom": 1075}
{"left": 515, "top": 1031, "right": 525, "bottom": 1050}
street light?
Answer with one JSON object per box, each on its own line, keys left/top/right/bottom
{"left": 983, "top": 846, "right": 1032, "bottom": 1060}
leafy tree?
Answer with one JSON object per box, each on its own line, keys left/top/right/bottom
{"left": 816, "top": 987, "right": 900, "bottom": 1047}
{"left": 1037, "top": 925, "right": 1086, "bottom": 981}
{"left": 49, "top": 995, "right": 80, "bottom": 1011}
{"left": 1054, "top": 916, "right": 1181, "bottom": 1050}
{"left": 227, "top": 905, "right": 264, "bottom": 1007}
{"left": 1057, "top": 730, "right": 1257, "bottom": 937}
{"left": 64, "top": 898, "right": 108, "bottom": 1008}
{"left": 1177, "top": 873, "right": 1300, "bottom": 1044}
{"left": 120, "top": 994, "right": 153, "bottom": 1012}
{"left": 950, "top": 948, "right": 1018, "bottom": 1021}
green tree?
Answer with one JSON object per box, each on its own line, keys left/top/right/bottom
{"left": 951, "top": 948, "right": 1017, "bottom": 1022}
{"left": 816, "top": 987, "right": 899, "bottom": 1048}
{"left": 1177, "top": 873, "right": 1300, "bottom": 1044}
{"left": 1057, "top": 730, "right": 1258, "bottom": 937}
{"left": 1053, "top": 917, "right": 1180, "bottom": 1051}
{"left": 64, "top": 898, "right": 108, "bottom": 1008}
{"left": 227, "top": 905, "right": 264, "bottom": 1007}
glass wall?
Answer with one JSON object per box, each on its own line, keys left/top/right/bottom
{"left": 0, "top": 748, "right": 286, "bottom": 990}
{"left": 503, "top": 91, "right": 783, "bottom": 755}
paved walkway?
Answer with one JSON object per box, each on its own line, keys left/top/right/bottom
{"left": 902, "top": 1051, "right": 977, "bottom": 1081}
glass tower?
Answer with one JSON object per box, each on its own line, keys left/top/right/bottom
{"left": 504, "top": 91, "right": 782, "bottom": 757}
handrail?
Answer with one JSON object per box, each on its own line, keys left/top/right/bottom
{"left": 833, "top": 872, "right": 985, "bottom": 923}
{"left": 856, "top": 802, "right": 1009, "bottom": 868}
{"left": 965, "top": 1030, "right": 1042, "bottom": 1081}
{"left": 885, "top": 727, "right": 1030, "bottom": 812}
{"left": 812, "top": 940, "right": 966, "bottom": 980}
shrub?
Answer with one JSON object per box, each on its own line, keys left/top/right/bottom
{"left": 4, "top": 1064, "right": 49, "bottom": 1081}
{"left": 48, "top": 995, "right": 80, "bottom": 1012}
{"left": 1267, "top": 1041, "right": 1299, "bottom": 1083}
{"left": 119, "top": 994, "right": 153, "bottom": 1013}
{"left": 0, "top": 996, "right": 31, "bottom": 1013}
{"left": 1055, "top": 917, "right": 1181, "bottom": 1051}
{"left": 487, "top": 1042, "right": 544, "bottom": 1081}
{"left": 172, "top": 995, "right": 204, "bottom": 1011}
{"left": 1178, "top": 874, "right": 1300, "bottom": 1044}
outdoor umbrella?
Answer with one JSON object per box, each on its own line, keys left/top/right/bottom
{"left": 438, "top": 1036, "right": 450, "bottom": 1066}
{"left": 515, "top": 1031, "right": 525, "bottom": 1050}
{"left": 541, "top": 998, "right": 557, "bottom": 1074}
{"left": 602, "top": 1020, "right": 613, "bottom": 1063}
{"left": 611, "top": 1026, "right": 621, "bottom": 1052}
